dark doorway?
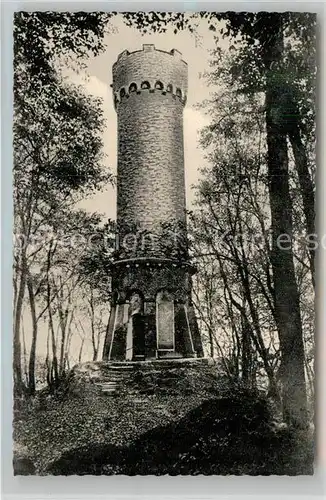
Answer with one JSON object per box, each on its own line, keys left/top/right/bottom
{"left": 132, "top": 313, "right": 145, "bottom": 358}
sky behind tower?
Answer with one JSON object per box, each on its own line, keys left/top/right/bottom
{"left": 62, "top": 15, "right": 226, "bottom": 222}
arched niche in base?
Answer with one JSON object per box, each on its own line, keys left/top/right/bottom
{"left": 126, "top": 291, "right": 145, "bottom": 360}
{"left": 156, "top": 290, "right": 175, "bottom": 352}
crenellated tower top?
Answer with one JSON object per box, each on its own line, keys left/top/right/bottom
{"left": 111, "top": 44, "right": 188, "bottom": 108}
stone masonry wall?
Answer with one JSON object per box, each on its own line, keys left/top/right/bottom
{"left": 117, "top": 92, "right": 186, "bottom": 228}
{"left": 112, "top": 45, "right": 188, "bottom": 257}
{"left": 112, "top": 263, "right": 192, "bottom": 302}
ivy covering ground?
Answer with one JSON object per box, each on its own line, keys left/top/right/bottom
{"left": 13, "top": 362, "right": 314, "bottom": 476}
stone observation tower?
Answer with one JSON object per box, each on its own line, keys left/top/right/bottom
{"left": 103, "top": 44, "right": 203, "bottom": 361}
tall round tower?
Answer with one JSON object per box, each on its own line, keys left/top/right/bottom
{"left": 103, "top": 44, "right": 203, "bottom": 361}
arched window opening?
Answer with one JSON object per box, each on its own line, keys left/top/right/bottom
{"left": 155, "top": 81, "right": 164, "bottom": 90}
{"left": 129, "top": 82, "right": 137, "bottom": 93}
{"left": 141, "top": 81, "right": 151, "bottom": 90}
{"left": 156, "top": 290, "right": 175, "bottom": 351}
{"left": 176, "top": 88, "right": 182, "bottom": 98}
{"left": 120, "top": 88, "right": 126, "bottom": 99}
{"left": 166, "top": 83, "right": 173, "bottom": 93}
{"left": 128, "top": 292, "right": 145, "bottom": 359}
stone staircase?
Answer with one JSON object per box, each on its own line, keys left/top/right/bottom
{"left": 71, "top": 358, "right": 213, "bottom": 397}
{"left": 92, "top": 363, "right": 135, "bottom": 396}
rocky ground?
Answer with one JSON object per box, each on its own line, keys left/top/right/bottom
{"left": 13, "top": 359, "right": 314, "bottom": 476}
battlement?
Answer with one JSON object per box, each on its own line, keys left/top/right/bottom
{"left": 115, "top": 44, "right": 186, "bottom": 64}
{"left": 112, "top": 44, "right": 188, "bottom": 108}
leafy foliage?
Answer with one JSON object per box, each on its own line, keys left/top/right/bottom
{"left": 13, "top": 378, "right": 313, "bottom": 475}
{"left": 14, "top": 73, "right": 109, "bottom": 205}
{"left": 14, "top": 12, "right": 113, "bottom": 87}
{"left": 13, "top": 12, "right": 115, "bottom": 394}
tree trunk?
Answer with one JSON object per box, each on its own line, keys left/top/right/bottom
{"left": 45, "top": 327, "right": 52, "bottom": 389}
{"left": 64, "top": 312, "right": 75, "bottom": 369}
{"left": 263, "top": 14, "right": 307, "bottom": 428}
{"left": 21, "top": 322, "right": 28, "bottom": 384}
{"left": 27, "top": 273, "right": 38, "bottom": 394}
{"left": 208, "top": 328, "right": 214, "bottom": 358}
{"left": 219, "top": 254, "right": 278, "bottom": 396}
{"left": 78, "top": 339, "right": 85, "bottom": 364}
{"left": 288, "top": 126, "right": 315, "bottom": 288}
{"left": 241, "top": 313, "right": 251, "bottom": 388}
{"left": 48, "top": 292, "right": 59, "bottom": 387}
{"left": 46, "top": 242, "right": 59, "bottom": 388}
{"left": 13, "top": 252, "right": 27, "bottom": 394}
{"left": 58, "top": 299, "right": 68, "bottom": 377}
{"left": 89, "top": 289, "right": 98, "bottom": 361}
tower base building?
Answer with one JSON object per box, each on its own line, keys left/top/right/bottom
{"left": 103, "top": 259, "right": 204, "bottom": 361}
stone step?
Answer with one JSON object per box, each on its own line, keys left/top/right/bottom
{"left": 101, "top": 388, "right": 117, "bottom": 394}
{"left": 94, "top": 379, "right": 123, "bottom": 385}
{"left": 101, "top": 371, "right": 131, "bottom": 377}
{"left": 96, "top": 381, "right": 119, "bottom": 395}
{"left": 92, "top": 371, "right": 127, "bottom": 386}
{"left": 96, "top": 384, "right": 118, "bottom": 389}
{"left": 96, "top": 382, "right": 117, "bottom": 386}
{"left": 106, "top": 365, "right": 135, "bottom": 370}
{"left": 97, "top": 376, "right": 126, "bottom": 382}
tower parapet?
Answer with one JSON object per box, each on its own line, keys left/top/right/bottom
{"left": 112, "top": 44, "right": 188, "bottom": 108}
